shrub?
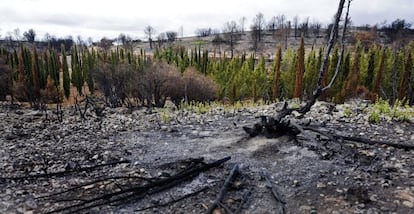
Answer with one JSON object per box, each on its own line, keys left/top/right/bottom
{"left": 139, "top": 59, "right": 182, "bottom": 107}
{"left": 94, "top": 62, "right": 134, "bottom": 107}
{"left": 0, "top": 58, "right": 10, "bottom": 100}
{"left": 183, "top": 67, "right": 218, "bottom": 103}
{"left": 40, "top": 76, "right": 63, "bottom": 104}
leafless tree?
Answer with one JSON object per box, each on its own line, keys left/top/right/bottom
{"left": 284, "top": 21, "right": 292, "bottom": 49}
{"left": 251, "top": 12, "right": 265, "bottom": 52}
{"left": 293, "top": 15, "right": 299, "bottom": 39}
{"left": 223, "top": 21, "right": 242, "bottom": 58}
{"left": 310, "top": 21, "right": 322, "bottom": 38}
{"left": 23, "top": 29, "right": 36, "bottom": 43}
{"left": 166, "top": 31, "right": 178, "bottom": 43}
{"left": 212, "top": 34, "right": 225, "bottom": 54}
{"left": 13, "top": 28, "right": 21, "bottom": 41}
{"left": 157, "top": 33, "right": 167, "bottom": 48}
{"left": 76, "top": 35, "right": 84, "bottom": 46}
{"left": 87, "top": 37, "right": 94, "bottom": 46}
{"left": 144, "top": 25, "right": 155, "bottom": 49}
{"left": 195, "top": 28, "right": 213, "bottom": 37}
{"left": 300, "top": 17, "right": 310, "bottom": 37}
{"left": 239, "top": 16, "right": 247, "bottom": 33}
{"left": 118, "top": 33, "right": 133, "bottom": 50}
{"left": 99, "top": 37, "right": 113, "bottom": 52}
{"left": 267, "top": 16, "right": 277, "bottom": 31}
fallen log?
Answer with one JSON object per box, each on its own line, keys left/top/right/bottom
{"left": 260, "top": 170, "right": 286, "bottom": 214}
{"left": 135, "top": 186, "right": 209, "bottom": 212}
{"left": 46, "top": 156, "right": 231, "bottom": 213}
{"left": 206, "top": 164, "right": 240, "bottom": 214}
{"left": 303, "top": 126, "right": 414, "bottom": 150}
{"left": 235, "top": 190, "right": 252, "bottom": 214}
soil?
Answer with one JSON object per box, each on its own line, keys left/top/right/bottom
{"left": 0, "top": 100, "right": 413, "bottom": 213}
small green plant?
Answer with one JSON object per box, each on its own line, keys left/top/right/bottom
{"left": 374, "top": 98, "right": 390, "bottom": 114}
{"left": 368, "top": 110, "right": 380, "bottom": 123}
{"left": 290, "top": 98, "right": 301, "bottom": 109}
{"left": 159, "top": 109, "right": 172, "bottom": 123}
{"left": 368, "top": 99, "right": 414, "bottom": 123}
{"left": 344, "top": 105, "right": 353, "bottom": 117}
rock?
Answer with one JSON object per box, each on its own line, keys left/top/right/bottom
{"left": 394, "top": 126, "right": 404, "bottom": 135}
{"left": 402, "top": 201, "right": 414, "bottom": 208}
{"left": 317, "top": 182, "right": 327, "bottom": 188}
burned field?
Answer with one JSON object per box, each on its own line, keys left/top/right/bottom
{"left": 1, "top": 100, "right": 413, "bottom": 213}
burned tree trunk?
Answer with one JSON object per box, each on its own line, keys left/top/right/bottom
{"left": 244, "top": 0, "right": 349, "bottom": 138}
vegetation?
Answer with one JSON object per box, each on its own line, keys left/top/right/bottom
{"left": 0, "top": 18, "right": 414, "bottom": 110}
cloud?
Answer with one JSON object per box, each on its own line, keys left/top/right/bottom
{"left": 0, "top": 0, "right": 413, "bottom": 41}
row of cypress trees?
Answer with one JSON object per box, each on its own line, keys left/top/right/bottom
{"left": 154, "top": 36, "right": 414, "bottom": 105}
{"left": 1, "top": 38, "right": 413, "bottom": 106}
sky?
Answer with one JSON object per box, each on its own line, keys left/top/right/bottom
{"left": 0, "top": 0, "right": 413, "bottom": 42}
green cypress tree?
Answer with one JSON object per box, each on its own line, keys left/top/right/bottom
{"left": 272, "top": 46, "right": 282, "bottom": 100}
{"left": 71, "top": 45, "right": 83, "bottom": 95}
{"left": 294, "top": 35, "right": 305, "bottom": 98}
{"left": 340, "top": 45, "right": 362, "bottom": 101}
{"left": 398, "top": 51, "right": 412, "bottom": 100}
{"left": 365, "top": 48, "right": 376, "bottom": 90}
{"left": 253, "top": 56, "right": 267, "bottom": 102}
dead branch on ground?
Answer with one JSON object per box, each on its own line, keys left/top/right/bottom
{"left": 206, "top": 164, "right": 240, "bottom": 214}
{"left": 260, "top": 170, "right": 286, "bottom": 214}
{"left": 45, "top": 156, "right": 231, "bottom": 213}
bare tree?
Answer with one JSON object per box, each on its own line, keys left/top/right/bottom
{"left": 23, "top": 29, "right": 36, "bottom": 43}
{"left": 99, "top": 37, "right": 113, "bottom": 52}
{"left": 239, "top": 16, "right": 247, "bottom": 33}
{"left": 267, "top": 16, "right": 277, "bottom": 31}
{"left": 293, "top": 15, "right": 299, "bottom": 39}
{"left": 76, "top": 35, "right": 84, "bottom": 46}
{"left": 284, "top": 20, "right": 292, "bottom": 49}
{"left": 300, "top": 17, "right": 310, "bottom": 37}
{"left": 251, "top": 12, "right": 265, "bottom": 52}
{"left": 223, "top": 21, "right": 242, "bottom": 58}
{"left": 13, "top": 28, "right": 21, "bottom": 41}
{"left": 195, "top": 28, "right": 213, "bottom": 37}
{"left": 276, "top": 14, "right": 286, "bottom": 30}
{"left": 243, "top": 0, "right": 350, "bottom": 138}
{"left": 157, "top": 33, "right": 166, "bottom": 48}
{"left": 118, "top": 33, "right": 133, "bottom": 50}
{"left": 310, "top": 21, "right": 322, "bottom": 38}
{"left": 144, "top": 25, "right": 155, "bottom": 49}
{"left": 166, "top": 31, "right": 178, "bottom": 43}
{"left": 87, "top": 37, "right": 94, "bottom": 46}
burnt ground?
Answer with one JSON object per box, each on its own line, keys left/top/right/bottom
{"left": 0, "top": 101, "right": 414, "bottom": 213}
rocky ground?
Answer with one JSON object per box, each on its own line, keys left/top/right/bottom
{"left": 0, "top": 100, "right": 414, "bottom": 214}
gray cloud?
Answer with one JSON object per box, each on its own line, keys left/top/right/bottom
{"left": 0, "top": 0, "right": 413, "bottom": 41}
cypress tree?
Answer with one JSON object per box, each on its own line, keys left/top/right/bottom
{"left": 31, "top": 48, "right": 40, "bottom": 100}
{"left": 373, "top": 48, "right": 386, "bottom": 96}
{"left": 294, "top": 35, "right": 305, "bottom": 98}
{"left": 71, "top": 45, "right": 83, "bottom": 95}
{"left": 398, "top": 51, "right": 412, "bottom": 100}
{"left": 253, "top": 56, "right": 267, "bottom": 102}
{"left": 272, "top": 46, "right": 282, "bottom": 100}
{"left": 340, "top": 45, "right": 362, "bottom": 101}
{"left": 365, "top": 49, "right": 376, "bottom": 90}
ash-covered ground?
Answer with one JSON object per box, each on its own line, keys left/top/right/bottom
{"left": 1, "top": 100, "right": 413, "bottom": 213}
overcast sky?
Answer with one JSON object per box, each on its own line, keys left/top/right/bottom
{"left": 0, "top": 0, "right": 413, "bottom": 42}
